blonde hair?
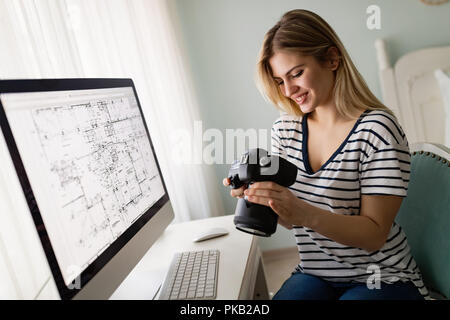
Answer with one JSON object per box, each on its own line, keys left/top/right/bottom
{"left": 256, "top": 9, "right": 394, "bottom": 119}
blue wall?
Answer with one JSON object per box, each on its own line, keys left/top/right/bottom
{"left": 170, "top": 0, "right": 450, "bottom": 249}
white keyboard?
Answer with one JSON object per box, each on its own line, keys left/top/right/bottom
{"left": 158, "top": 250, "right": 219, "bottom": 300}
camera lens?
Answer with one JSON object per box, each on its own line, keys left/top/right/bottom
{"left": 235, "top": 224, "right": 269, "bottom": 237}
{"left": 233, "top": 199, "right": 278, "bottom": 237}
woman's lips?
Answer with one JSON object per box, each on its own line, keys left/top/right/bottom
{"left": 294, "top": 92, "right": 308, "bottom": 104}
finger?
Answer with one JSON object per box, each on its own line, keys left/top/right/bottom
{"left": 244, "top": 188, "right": 283, "bottom": 201}
{"left": 246, "top": 195, "right": 272, "bottom": 207}
{"left": 269, "top": 200, "right": 284, "bottom": 216}
{"left": 223, "top": 178, "right": 230, "bottom": 186}
{"left": 230, "top": 186, "right": 246, "bottom": 198}
{"left": 251, "top": 181, "right": 283, "bottom": 192}
{"left": 269, "top": 200, "right": 278, "bottom": 214}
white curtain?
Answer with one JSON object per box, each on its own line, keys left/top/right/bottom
{"left": 0, "top": 0, "right": 224, "bottom": 299}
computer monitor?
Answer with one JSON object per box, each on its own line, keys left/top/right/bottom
{"left": 0, "top": 78, "right": 174, "bottom": 300}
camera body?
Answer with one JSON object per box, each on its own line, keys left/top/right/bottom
{"left": 228, "top": 148, "right": 298, "bottom": 237}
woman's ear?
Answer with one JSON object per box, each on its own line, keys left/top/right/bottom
{"left": 326, "top": 47, "right": 340, "bottom": 71}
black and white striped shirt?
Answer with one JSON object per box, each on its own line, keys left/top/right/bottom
{"left": 271, "top": 109, "right": 429, "bottom": 299}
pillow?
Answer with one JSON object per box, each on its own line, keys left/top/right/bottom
{"left": 434, "top": 69, "right": 450, "bottom": 148}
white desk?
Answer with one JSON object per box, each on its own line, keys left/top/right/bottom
{"left": 110, "top": 215, "right": 269, "bottom": 300}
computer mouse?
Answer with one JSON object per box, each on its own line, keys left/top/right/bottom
{"left": 192, "top": 227, "right": 229, "bottom": 242}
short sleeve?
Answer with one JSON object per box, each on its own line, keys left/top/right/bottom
{"left": 359, "top": 138, "right": 411, "bottom": 197}
{"left": 270, "top": 118, "right": 287, "bottom": 159}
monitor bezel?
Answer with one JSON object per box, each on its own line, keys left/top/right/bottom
{"left": 0, "top": 78, "right": 170, "bottom": 300}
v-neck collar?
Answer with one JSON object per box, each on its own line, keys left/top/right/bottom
{"left": 301, "top": 110, "right": 369, "bottom": 175}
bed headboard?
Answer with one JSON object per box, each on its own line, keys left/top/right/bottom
{"left": 375, "top": 39, "right": 450, "bottom": 145}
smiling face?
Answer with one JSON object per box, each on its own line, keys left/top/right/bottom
{"left": 269, "top": 50, "right": 337, "bottom": 114}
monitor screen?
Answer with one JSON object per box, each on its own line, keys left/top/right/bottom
{"left": 0, "top": 79, "right": 170, "bottom": 299}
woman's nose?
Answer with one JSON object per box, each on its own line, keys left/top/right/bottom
{"left": 283, "top": 80, "right": 299, "bottom": 98}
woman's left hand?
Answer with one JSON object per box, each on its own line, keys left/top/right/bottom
{"left": 244, "top": 181, "right": 308, "bottom": 227}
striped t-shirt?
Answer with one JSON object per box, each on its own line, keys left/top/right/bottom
{"left": 271, "top": 109, "right": 429, "bottom": 299}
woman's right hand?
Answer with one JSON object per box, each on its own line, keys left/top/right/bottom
{"left": 223, "top": 177, "right": 292, "bottom": 229}
{"left": 222, "top": 178, "right": 247, "bottom": 199}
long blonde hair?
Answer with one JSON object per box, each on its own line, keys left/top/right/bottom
{"left": 256, "top": 9, "right": 394, "bottom": 119}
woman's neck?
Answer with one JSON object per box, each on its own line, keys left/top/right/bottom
{"left": 308, "top": 103, "right": 363, "bottom": 128}
{"left": 308, "top": 105, "right": 345, "bottom": 128}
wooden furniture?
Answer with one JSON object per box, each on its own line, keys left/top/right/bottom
{"left": 375, "top": 39, "right": 450, "bottom": 145}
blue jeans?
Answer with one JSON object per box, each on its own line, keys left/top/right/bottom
{"left": 272, "top": 272, "right": 424, "bottom": 300}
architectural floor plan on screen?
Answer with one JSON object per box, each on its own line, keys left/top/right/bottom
{"left": 5, "top": 87, "right": 165, "bottom": 284}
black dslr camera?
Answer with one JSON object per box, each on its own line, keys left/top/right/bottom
{"left": 228, "top": 148, "right": 298, "bottom": 237}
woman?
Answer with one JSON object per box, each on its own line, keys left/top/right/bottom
{"left": 223, "top": 9, "right": 428, "bottom": 300}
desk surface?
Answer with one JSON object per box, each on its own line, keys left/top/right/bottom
{"left": 110, "top": 215, "right": 257, "bottom": 300}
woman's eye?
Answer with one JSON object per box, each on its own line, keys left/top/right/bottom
{"left": 275, "top": 70, "right": 302, "bottom": 86}
{"left": 293, "top": 70, "right": 303, "bottom": 78}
